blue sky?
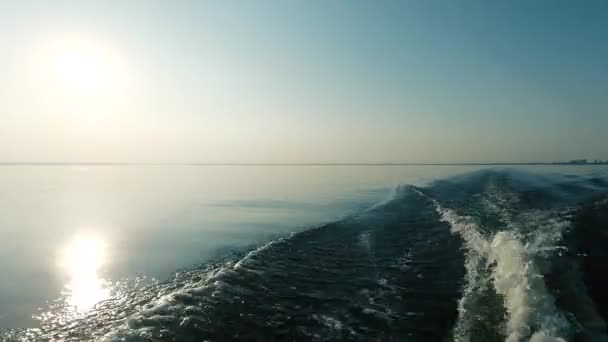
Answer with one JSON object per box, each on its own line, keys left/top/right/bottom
{"left": 1, "top": 0, "right": 606, "bottom": 163}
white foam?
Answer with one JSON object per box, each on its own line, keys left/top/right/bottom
{"left": 431, "top": 195, "right": 570, "bottom": 342}
{"left": 313, "top": 314, "right": 344, "bottom": 330}
{"left": 101, "top": 234, "right": 298, "bottom": 341}
{"left": 234, "top": 234, "right": 292, "bottom": 269}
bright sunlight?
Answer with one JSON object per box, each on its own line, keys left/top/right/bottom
{"left": 27, "top": 34, "right": 134, "bottom": 132}
{"left": 34, "top": 36, "right": 129, "bottom": 99}
{"left": 59, "top": 235, "right": 109, "bottom": 311}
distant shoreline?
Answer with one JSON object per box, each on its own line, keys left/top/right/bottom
{"left": 1, "top": 162, "right": 607, "bottom": 166}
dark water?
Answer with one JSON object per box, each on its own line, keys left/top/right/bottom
{"left": 6, "top": 169, "right": 608, "bottom": 341}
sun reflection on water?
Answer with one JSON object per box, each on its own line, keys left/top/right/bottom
{"left": 60, "top": 236, "right": 109, "bottom": 311}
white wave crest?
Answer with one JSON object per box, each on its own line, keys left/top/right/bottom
{"left": 430, "top": 196, "right": 570, "bottom": 342}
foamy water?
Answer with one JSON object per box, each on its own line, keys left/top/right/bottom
{"left": 1, "top": 166, "right": 608, "bottom": 341}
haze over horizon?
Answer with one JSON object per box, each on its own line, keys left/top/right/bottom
{"left": 1, "top": 0, "right": 607, "bottom": 164}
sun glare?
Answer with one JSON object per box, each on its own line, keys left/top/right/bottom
{"left": 54, "top": 45, "right": 110, "bottom": 94}
{"left": 60, "top": 235, "right": 109, "bottom": 311}
{"left": 37, "top": 37, "right": 128, "bottom": 98}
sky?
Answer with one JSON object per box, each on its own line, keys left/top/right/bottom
{"left": 0, "top": 0, "right": 607, "bottom": 164}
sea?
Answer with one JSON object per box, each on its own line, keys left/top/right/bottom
{"left": 1, "top": 165, "right": 607, "bottom": 341}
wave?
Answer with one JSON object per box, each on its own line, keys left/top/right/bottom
{"left": 421, "top": 190, "right": 571, "bottom": 341}
{"left": 6, "top": 169, "right": 608, "bottom": 341}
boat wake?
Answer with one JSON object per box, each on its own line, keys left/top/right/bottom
{"left": 6, "top": 169, "right": 608, "bottom": 341}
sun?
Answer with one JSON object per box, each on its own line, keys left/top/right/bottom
{"left": 39, "top": 37, "right": 127, "bottom": 98}
{"left": 53, "top": 44, "right": 110, "bottom": 95}
{"left": 29, "top": 35, "right": 133, "bottom": 130}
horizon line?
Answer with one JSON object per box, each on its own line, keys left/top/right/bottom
{"left": 1, "top": 162, "right": 607, "bottom": 166}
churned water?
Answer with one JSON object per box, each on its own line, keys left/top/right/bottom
{"left": 1, "top": 165, "right": 607, "bottom": 341}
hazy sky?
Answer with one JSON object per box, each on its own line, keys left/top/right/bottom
{"left": 1, "top": 0, "right": 606, "bottom": 163}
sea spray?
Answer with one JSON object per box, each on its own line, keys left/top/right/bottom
{"left": 430, "top": 193, "right": 571, "bottom": 341}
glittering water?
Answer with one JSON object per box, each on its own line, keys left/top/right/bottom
{"left": 1, "top": 165, "right": 608, "bottom": 341}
